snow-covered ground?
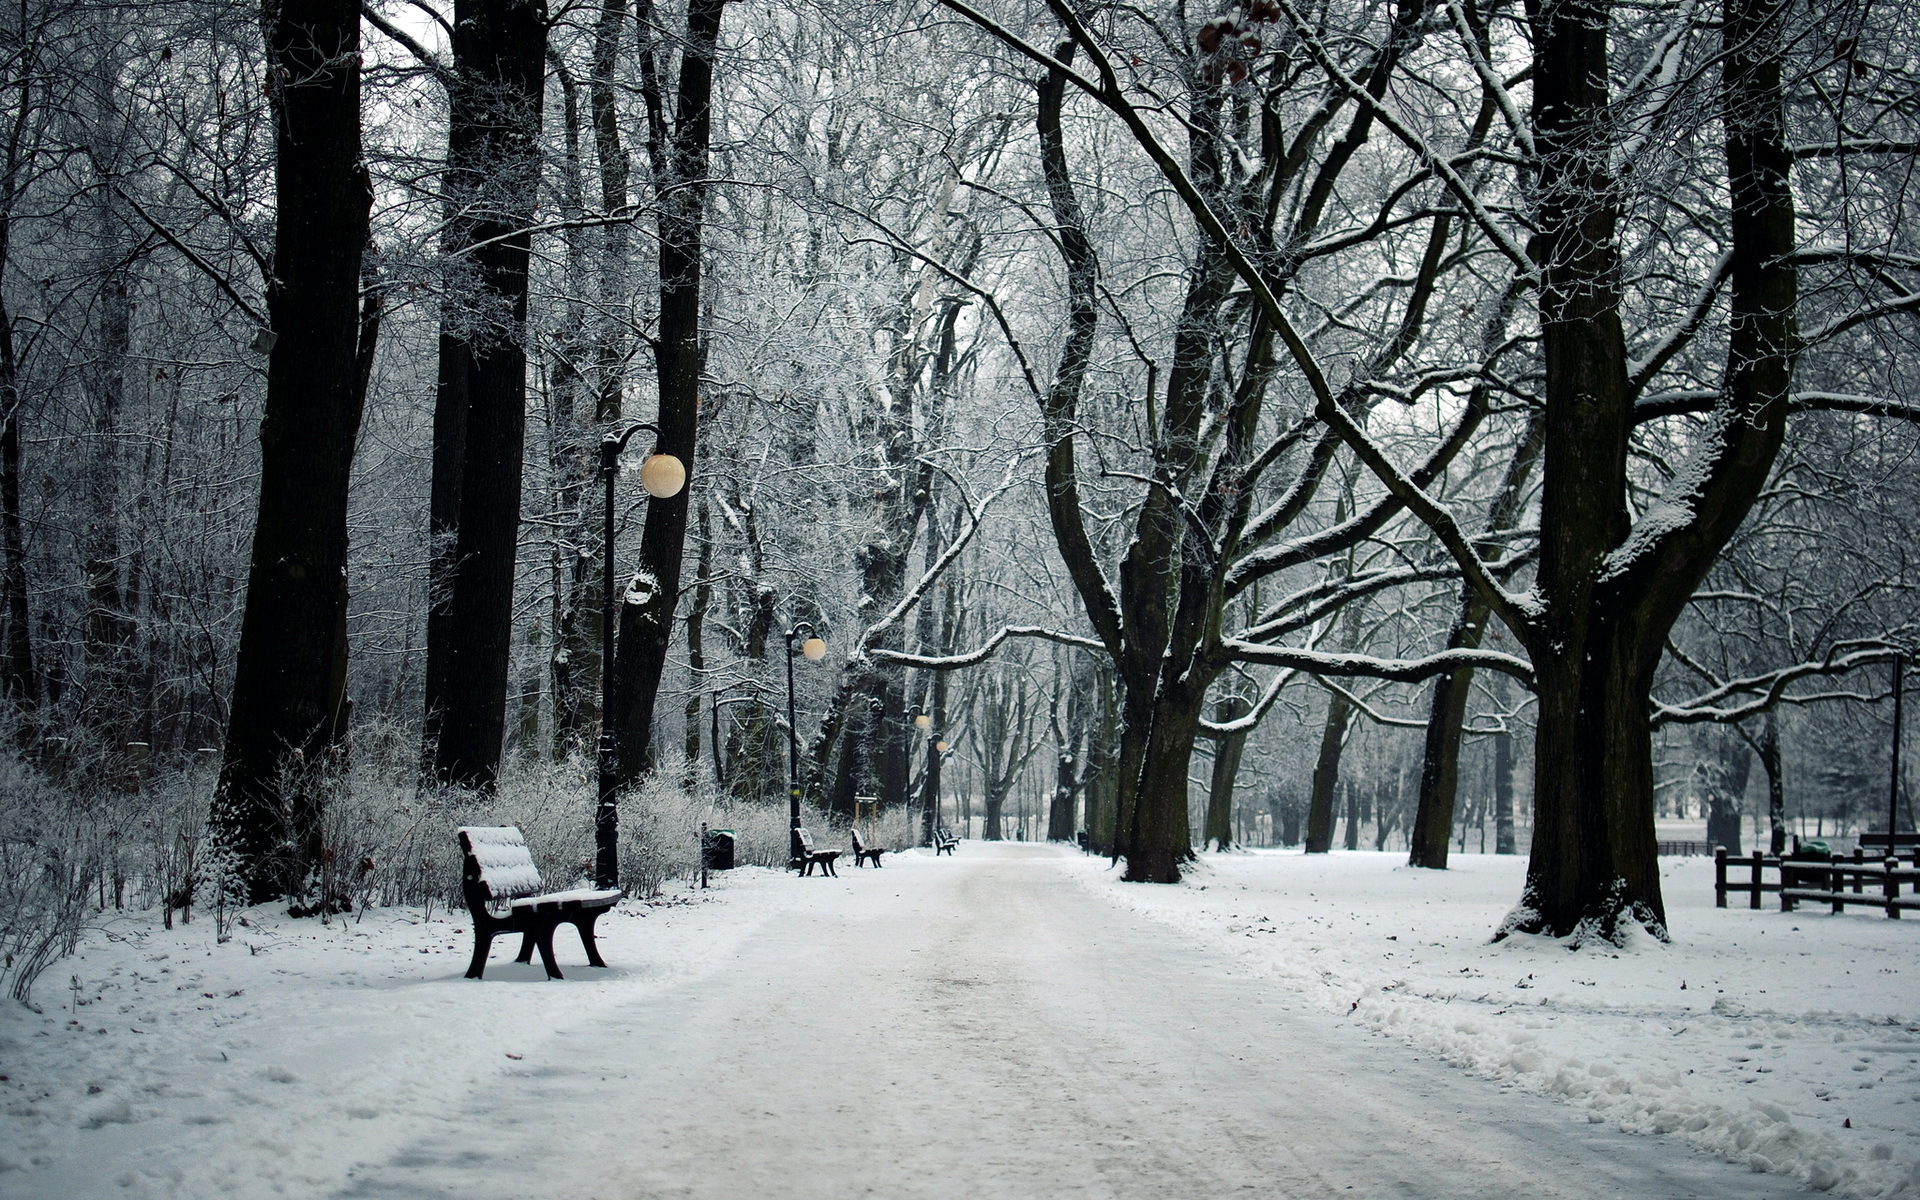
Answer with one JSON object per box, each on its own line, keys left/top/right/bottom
{"left": 0, "top": 869, "right": 811, "bottom": 1197}
{"left": 1069, "top": 849, "right": 1920, "bottom": 1197}
{"left": 1, "top": 844, "right": 1914, "bottom": 1198}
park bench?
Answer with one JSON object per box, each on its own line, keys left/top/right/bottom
{"left": 457, "top": 826, "right": 620, "bottom": 980}
{"left": 793, "top": 827, "right": 841, "bottom": 876}
{"left": 850, "top": 827, "right": 885, "bottom": 868}
{"left": 933, "top": 826, "right": 959, "bottom": 856}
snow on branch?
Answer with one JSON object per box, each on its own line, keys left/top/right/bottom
{"left": 1634, "top": 390, "right": 1920, "bottom": 424}
{"left": 1266, "top": 0, "right": 1538, "bottom": 278}
{"left": 872, "top": 625, "right": 1106, "bottom": 672}
{"left": 854, "top": 456, "right": 1028, "bottom": 657}
{"left": 1220, "top": 639, "right": 1535, "bottom": 687}
{"left": 1312, "top": 675, "right": 1427, "bottom": 729}
{"left": 1199, "top": 668, "right": 1298, "bottom": 736}
{"left": 1650, "top": 640, "right": 1908, "bottom": 727}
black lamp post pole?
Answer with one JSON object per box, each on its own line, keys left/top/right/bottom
{"left": 784, "top": 623, "right": 815, "bottom": 868}
{"left": 1892, "top": 651, "right": 1905, "bottom": 846}
{"left": 596, "top": 422, "right": 662, "bottom": 889}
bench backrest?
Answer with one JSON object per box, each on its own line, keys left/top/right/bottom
{"left": 458, "top": 826, "right": 545, "bottom": 904}
{"left": 850, "top": 827, "right": 868, "bottom": 853}
{"left": 936, "top": 826, "right": 956, "bottom": 841}
{"left": 795, "top": 827, "right": 818, "bottom": 855}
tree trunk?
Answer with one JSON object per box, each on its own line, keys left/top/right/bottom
{"left": 1493, "top": 711, "right": 1516, "bottom": 854}
{"left": 682, "top": 498, "right": 712, "bottom": 787}
{"left": 1408, "top": 645, "right": 1474, "bottom": 867}
{"left": 1505, "top": 0, "right": 1795, "bottom": 941}
{"left": 213, "top": 0, "right": 370, "bottom": 901}
{"left": 1707, "top": 736, "right": 1749, "bottom": 854}
{"left": 0, "top": 278, "right": 34, "bottom": 714}
{"left": 545, "top": 52, "right": 596, "bottom": 762}
{"left": 1084, "top": 669, "right": 1119, "bottom": 854}
{"left": 424, "top": 0, "right": 547, "bottom": 789}
{"left": 1760, "top": 710, "right": 1786, "bottom": 854}
{"left": 610, "top": 0, "right": 730, "bottom": 783}
{"left": 1203, "top": 694, "right": 1250, "bottom": 851}
{"left": 1123, "top": 682, "right": 1205, "bottom": 880}
{"left": 1305, "top": 690, "right": 1353, "bottom": 853}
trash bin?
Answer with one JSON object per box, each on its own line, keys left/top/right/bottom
{"left": 703, "top": 829, "right": 736, "bottom": 871}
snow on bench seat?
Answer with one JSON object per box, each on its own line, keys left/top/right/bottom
{"left": 511, "top": 888, "right": 621, "bottom": 910}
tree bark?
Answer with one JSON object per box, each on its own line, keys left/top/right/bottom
{"left": 1203, "top": 694, "right": 1250, "bottom": 850}
{"left": 1493, "top": 705, "right": 1516, "bottom": 854}
{"left": 1503, "top": 0, "right": 1796, "bottom": 941}
{"left": 0, "top": 278, "right": 34, "bottom": 714}
{"left": 424, "top": 0, "right": 547, "bottom": 789}
{"left": 610, "top": 0, "right": 729, "bottom": 783}
{"left": 1760, "top": 710, "right": 1786, "bottom": 854}
{"left": 1409, "top": 415, "right": 1541, "bottom": 868}
{"left": 1305, "top": 690, "right": 1353, "bottom": 853}
{"left": 213, "top": 0, "right": 370, "bottom": 900}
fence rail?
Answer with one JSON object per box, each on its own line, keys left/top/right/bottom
{"left": 1716, "top": 842, "right": 1920, "bottom": 919}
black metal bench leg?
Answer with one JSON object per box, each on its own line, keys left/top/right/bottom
{"left": 513, "top": 930, "right": 538, "bottom": 964}
{"left": 466, "top": 929, "right": 495, "bottom": 980}
{"left": 535, "top": 922, "right": 564, "bottom": 980}
{"left": 573, "top": 912, "right": 607, "bottom": 968}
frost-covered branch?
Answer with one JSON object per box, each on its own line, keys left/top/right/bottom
{"left": 1650, "top": 640, "right": 1907, "bottom": 727}
{"left": 1220, "top": 639, "right": 1535, "bottom": 687}
{"left": 873, "top": 625, "right": 1106, "bottom": 671}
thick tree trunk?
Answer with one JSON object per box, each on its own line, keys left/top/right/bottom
{"left": 1124, "top": 682, "right": 1205, "bottom": 881}
{"left": 1506, "top": 0, "right": 1794, "bottom": 941}
{"left": 610, "top": 0, "right": 729, "bottom": 783}
{"left": 1305, "top": 691, "right": 1353, "bottom": 853}
{"left": 1518, "top": 623, "right": 1664, "bottom": 938}
{"left": 213, "top": 0, "right": 370, "bottom": 901}
{"left": 424, "top": 0, "right": 547, "bottom": 789}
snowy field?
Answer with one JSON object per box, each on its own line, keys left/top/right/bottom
{"left": 0, "top": 845, "right": 1915, "bottom": 1197}
{"left": 0, "top": 869, "right": 813, "bottom": 1197}
{"left": 1071, "top": 849, "right": 1920, "bottom": 1197}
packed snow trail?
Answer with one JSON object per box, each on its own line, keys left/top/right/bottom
{"left": 337, "top": 844, "right": 1804, "bottom": 1199}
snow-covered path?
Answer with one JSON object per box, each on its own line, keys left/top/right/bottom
{"left": 337, "top": 843, "right": 1803, "bottom": 1200}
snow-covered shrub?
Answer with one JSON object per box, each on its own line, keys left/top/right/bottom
{"left": 0, "top": 753, "right": 94, "bottom": 1005}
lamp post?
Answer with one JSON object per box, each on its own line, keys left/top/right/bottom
{"left": 784, "top": 622, "right": 826, "bottom": 867}
{"left": 596, "top": 423, "right": 686, "bottom": 889}
{"left": 1891, "top": 651, "right": 1906, "bottom": 847}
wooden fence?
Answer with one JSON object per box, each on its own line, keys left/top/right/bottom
{"left": 1715, "top": 840, "right": 1920, "bottom": 918}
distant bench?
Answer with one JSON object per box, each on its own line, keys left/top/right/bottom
{"left": 933, "top": 826, "right": 959, "bottom": 856}
{"left": 458, "top": 826, "right": 620, "bottom": 979}
{"left": 851, "top": 827, "right": 885, "bottom": 868}
{"left": 793, "top": 827, "right": 840, "bottom": 876}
